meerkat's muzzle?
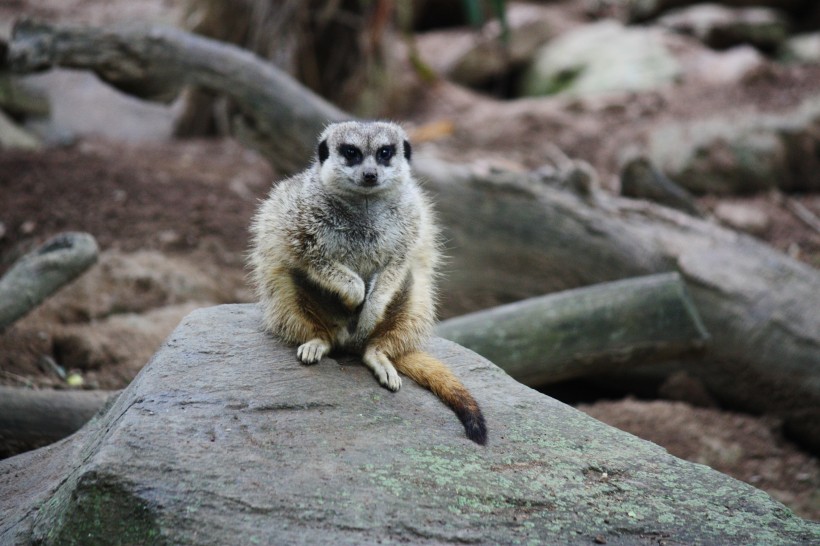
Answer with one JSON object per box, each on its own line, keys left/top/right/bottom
{"left": 361, "top": 170, "right": 378, "bottom": 187}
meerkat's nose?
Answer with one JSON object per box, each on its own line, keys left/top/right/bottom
{"left": 362, "top": 170, "right": 378, "bottom": 186}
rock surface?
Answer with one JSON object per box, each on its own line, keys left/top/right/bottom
{"left": 647, "top": 94, "right": 820, "bottom": 194}
{"left": 713, "top": 201, "right": 771, "bottom": 235}
{"left": 520, "top": 20, "right": 681, "bottom": 97}
{"left": 1, "top": 304, "right": 817, "bottom": 545}
{"left": 625, "top": 0, "right": 804, "bottom": 23}
{"left": 782, "top": 32, "right": 820, "bottom": 63}
{"left": 657, "top": 3, "right": 789, "bottom": 51}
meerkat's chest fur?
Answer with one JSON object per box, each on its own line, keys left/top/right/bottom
{"left": 294, "top": 187, "right": 419, "bottom": 280}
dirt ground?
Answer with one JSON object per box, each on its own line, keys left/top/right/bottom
{"left": 1, "top": 0, "right": 819, "bottom": 523}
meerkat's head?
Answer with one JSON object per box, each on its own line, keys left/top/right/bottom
{"left": 316, "top": 121, "right": 412, "bottom": 196}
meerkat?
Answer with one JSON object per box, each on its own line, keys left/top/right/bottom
{"left": 249, "top": 120, "right": 487, "bottom": 445}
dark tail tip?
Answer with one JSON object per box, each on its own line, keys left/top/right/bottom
{"left": 458, "top": 407, "right": 487, "bottom": 446}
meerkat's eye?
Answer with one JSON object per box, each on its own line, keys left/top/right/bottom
{"left": 376, "top": 145, "right": 395, "bottom": 165}
{"left": 338, "top": 144, "right": 363, "bottom": 165}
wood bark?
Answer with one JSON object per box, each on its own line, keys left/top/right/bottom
{"left": 0, "top": 387, "right": 117, "bottom": 457}
{"left": 0, "top": 232, "right": 98, "bottom": 331}
{"left": 436, "top": 273, "right": 709, "bottom": 385}
{"left": 619, "top": 155, "right": 703, "bottom": 217}
{"left": 5, "top": 21, "right": 819, "bottom": 450}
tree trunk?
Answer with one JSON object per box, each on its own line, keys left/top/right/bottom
{"left": 436, "top": 273, "right": 709, "bottom": 385}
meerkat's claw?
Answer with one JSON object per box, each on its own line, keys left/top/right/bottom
{"left": 377, "top": 366, "right": 402, "bottom": 392}
{"left": 363, "top": 348, "right": 402, "bottom": 392}
{"left": 384, "top": 369, "right": 402, "bottom": 392}
{"left": 297, "top": 339, "right": 330, "bottom": 365}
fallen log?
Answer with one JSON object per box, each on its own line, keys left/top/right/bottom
{"left": 0, "top": 387, "right": 117, "bottom": 458}
{"left": 0, "top": 232, "right": 98, "bottom": 331}
{"left": 436, "top": 273, "right": 709, "bottom": 385}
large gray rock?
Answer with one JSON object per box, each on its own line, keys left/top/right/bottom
{"left": 625, "top": 0, "right": 804, "bottom": 23}
{"left": 781, "top": 32, "right": 820, "bottom": 64}
{"left": 647, "top": 94, "right": 820, "bottom": 194}
{"left": 519, "top": 20, "right": 681, "bottom": 98}
{"left": 1, "top": 304, "right": 817, "bottom": 545}
{"left": 657, "top": 3, "right": 789, "bottom": 51}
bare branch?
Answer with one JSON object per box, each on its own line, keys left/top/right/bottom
{"left": 0, "top": 232, "right": 98, "bottom": 331}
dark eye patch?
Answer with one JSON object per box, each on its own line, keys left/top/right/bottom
{"left": 318, "top": 140, "right": 329, "bottom": 163}
{"left": 376, "top": 145, "right": 395, "bottom": 166}
{"left": 338, "top": 144, "right": 363, "bottom": 166}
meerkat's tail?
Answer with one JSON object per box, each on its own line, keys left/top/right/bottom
{"left": 393, "top": 351, "right": 487, "bottom": 445}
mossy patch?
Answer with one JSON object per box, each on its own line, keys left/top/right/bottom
{"left": 34, "top": 470, "right": 164, "bottom": 546}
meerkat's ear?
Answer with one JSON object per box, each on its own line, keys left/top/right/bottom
{"left": 318, "top": 139, "right": 329, "bottom": 163}
{"left": 403, "top": 140, "right": 412, "bottom": 161}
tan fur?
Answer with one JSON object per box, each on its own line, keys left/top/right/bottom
{"left": 249, "top": 121, "right": 486, "bottom": 444}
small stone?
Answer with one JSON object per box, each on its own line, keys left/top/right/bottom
{"left": 781, "top": 33, "right": 820, "bottom": 64}
{"left": 20, "top": 220, "right": 36, "bottom": 234}
{"left": 659, "top": 371, "right": 718, "bottom": 408}
{"left": 157, "top": 229, "right": 181, "bottom": 246}
{"left": 595, "top": 535, "right": 607, "bottom": 544}
{"left": 713, "top": 202, "right": 770, "bottom": 236}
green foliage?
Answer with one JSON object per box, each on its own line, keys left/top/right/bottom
{"left": 463, "top": 0, "right": 510, "bottom": 46}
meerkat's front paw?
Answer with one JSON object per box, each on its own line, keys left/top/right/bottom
{"left": 297, "top": 338, "right": 330, "bottom": 365}
{"left": 363, "top": 347, "right": 402, "bottom": 392}
{"left": 381, "top": 366, "right": 402, "bottom": 392}
{"left": 339, "top": 275, "right": 366, "bottom": 310}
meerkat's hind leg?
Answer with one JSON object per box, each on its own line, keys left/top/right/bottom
{"left": 362, "top": 346, "right": 402, "bottom": 392}
{"left": 297, "top": 338, "right": 331, "bottom": 365}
